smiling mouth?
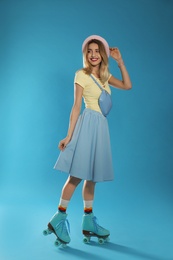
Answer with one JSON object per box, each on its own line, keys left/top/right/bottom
{"left": 90, "top": 58, "right": 99, "bottom": 62}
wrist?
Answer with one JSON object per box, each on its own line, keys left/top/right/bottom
{"left": 67, "top": 134, "right": 72, "bottom": 140}
{"left": 117, "top": 58, "right": 124, "bottom": 67}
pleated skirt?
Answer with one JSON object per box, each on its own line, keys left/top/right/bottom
{"left": 54, "top": 108, "right": 114, "bottom": 182}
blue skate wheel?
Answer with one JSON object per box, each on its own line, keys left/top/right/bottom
{"left": 54, "top": 239, "right": 61, "bottom": 247}
{"left": 43, "top": 229, "right": 52, "bottom": 236}
{"left": 62, "top": 243, "right": 67, "bottom": 248}
{"left": 105, "top": 237, "right": 110, "bottom": 242}
{"left": 98, "top": 238, "right": 104, "bottom": 244}
{"left": 83, "top": 236, "right": 90, "bottom": 244}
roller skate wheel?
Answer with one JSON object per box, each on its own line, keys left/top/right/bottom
{"left": 98, "top": 238, "right": 104, "bottom": 244}
{"left": 62, "top": 243, "right": 67, "bottom": 248}
{"left": 105, "top": 237, "right": 110, "bottom": 242}
{"left": 83, "top": 236, "right": 90, "bottom": 244}
{"left": 43, "top": 229, "right": 52, "bottom": 236}
{"left": 54, "top": 239, "right": 61, "bottom": 247}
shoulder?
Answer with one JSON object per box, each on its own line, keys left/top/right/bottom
{"left": 74, "top": 69, "right": 89, "bottom": 89}
{"left": 75, "top": 69, "right": 88, "bottom": 77}
{"left": 74, "top": 69, "right": 89, "bottom": 82}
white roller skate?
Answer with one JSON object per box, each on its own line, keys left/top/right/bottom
{"left": 82, "top": 213, "right": 110, "bottom": 244}
{"left": 43, "top": 211, "right": 70, "bottom": 247}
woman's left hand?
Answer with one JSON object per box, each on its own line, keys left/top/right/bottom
{"left": 109, "top": 47, "right": 122, "bottom": 61}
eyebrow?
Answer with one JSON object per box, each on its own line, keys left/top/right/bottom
{"left": 88, "top": 48, "right": 99, "bottom": 51}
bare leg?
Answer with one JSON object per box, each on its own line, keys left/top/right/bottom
{"left": 82, "top": 180, "right": 96, "bottom": 201}
{"left": 61, "top": 175, "right": 82, "bottom": 201}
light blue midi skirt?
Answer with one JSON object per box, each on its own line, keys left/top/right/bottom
{"left": 54, "top": 108, "right": 114, "bottom": 182}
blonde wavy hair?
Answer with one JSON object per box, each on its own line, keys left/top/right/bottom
{"left": 82, "top": 39, "right": 110, "bottom": 84}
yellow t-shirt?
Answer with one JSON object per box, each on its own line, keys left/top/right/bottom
{"left": 74, "top": 69, "right": 112, "bottom": 114}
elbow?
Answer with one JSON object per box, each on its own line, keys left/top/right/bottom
{"left": 126, "top": 84, "right": 132, "bottom": 90}
{"left": 124, "top": 82, "right": 132, "bottom": 90}
{"left": 122, "top": 80, "right": 132, "bottom": 90}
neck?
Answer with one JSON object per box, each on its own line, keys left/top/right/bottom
{"left": 91, "top": 67, "right": 100, "bottom": 78}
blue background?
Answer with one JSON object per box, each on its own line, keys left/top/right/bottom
{"left": 0, "top": 0, "right": 173, "bottom": 259}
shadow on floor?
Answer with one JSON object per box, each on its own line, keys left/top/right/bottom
{"left": 61, "top": 241, "right": 169, "bottom": 260}
{"left": 103, "top": 242, "right": 168, "bottom": 260}
{"left": 58, "top": 246, "right": 107, "bottom": 260}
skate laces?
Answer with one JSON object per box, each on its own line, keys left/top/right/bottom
{"left": 92, "top": 216, "right": 105, "bottom": 232}
{"left": 55, "top": 219, "right": 70, "bottom": 235}
{"left": 65, "top": 219, "right": 70, "bottom": 234}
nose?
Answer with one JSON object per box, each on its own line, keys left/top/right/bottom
{"left": 91, "top": 51, "right": 96, "bottom": 57}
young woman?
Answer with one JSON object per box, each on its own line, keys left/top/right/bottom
{"left": 43, "top": 35, "right": 132, "bottom": 246}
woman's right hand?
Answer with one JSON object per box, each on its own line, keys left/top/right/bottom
{"left": 58, "top": 136, "right": 71, "bottom": 151}
{"left": 109, "top": 47, "right": 122, "bottom": 62}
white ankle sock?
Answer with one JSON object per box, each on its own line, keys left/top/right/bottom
{"left": 59, "top": 198, "right": 70, "bottom": 208}
{"left": 83, "top": 200, "right": 93, "bottom": 208}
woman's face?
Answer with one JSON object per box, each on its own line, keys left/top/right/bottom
{"left": 87, "top": 43, "right": 102, "bottom": 67}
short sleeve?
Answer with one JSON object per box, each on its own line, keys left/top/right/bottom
{"left": 74, "top": 70, "right": 87, "bottom": 89}
{"left": 108, "top": 73, "right": 112, "bottom": 80}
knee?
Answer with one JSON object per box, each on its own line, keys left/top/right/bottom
{"left": 84, "top": 180, "right": 96, "bottom": 188}
{"left": 69, "top": 176, "right": 82, "bottom": 186}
